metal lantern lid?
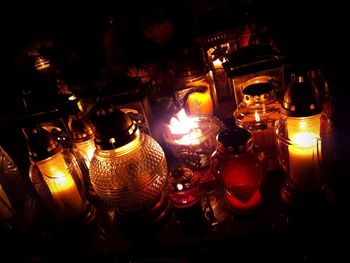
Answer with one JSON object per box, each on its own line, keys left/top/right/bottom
{"left": 174, "top": 46, "right": 209, "bottom": 79}
{"left": 281, "top": 76, "right": 322, "bottom": 117}
{"left": 68, "top": 112, "right": 95, "bottom": 142}
{"left": 93, "top": 107, "right": 138, "bottom": 150}
{"left": 242, "top": 83, "right": 276, "bottom": 105}
{"left": 27, "top": 127, "right": 62, "bottom": 162}
{"left": 217, "top": 127, "right": 253, "bottom": 154}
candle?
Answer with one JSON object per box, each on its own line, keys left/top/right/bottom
{"left": 37, "top": 153, "right": 83, "bottom": 218}
{"left": 74, "top": 138, "right": 96, "bottom": 168}
{"left": 166, "top": 167, "right": 201, "bottom": 208}
{"left": 0, "top": 184, "right": 13, "bottom": 220}
{"left": 287, "top": 114, "right": 323, "bottom": 192}
{"left": 185, "top": 78, "right": 214, "bottom": 115}
{"left": 166, "top": 109, "right": 221, "bottom": 169}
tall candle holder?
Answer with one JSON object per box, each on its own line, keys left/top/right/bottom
{"left": 234, "top": 82, "right": 281, "bottom": 171}
{"left": 274, "top": 75, "right": 334, "bottom": 206}
{"left": 26, "top": 127, "right": 90, "bottom": 221}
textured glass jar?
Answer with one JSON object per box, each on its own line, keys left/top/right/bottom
{"left": 89, "top": 108, "right": 168, "bottom": 214}
{"left": 234, "top": 83, "right": 281, "bottom": 171}
{"left": 211, "top": 128, "right": 265, "bottom": 214}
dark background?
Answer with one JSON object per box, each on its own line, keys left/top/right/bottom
{"left": 1, "top": 0, "right": 350, "bottom": 262}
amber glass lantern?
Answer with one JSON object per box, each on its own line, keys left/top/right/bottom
{"left": 27, "top": 127, "right": 88, "bottom": 220}
{"left": 173, "top": 46, "right": 219, "bottom": 116}
{"left": 274, "top": 75, "right": 333, "bottom": 206}
{"left": 89, "top": 107, "right": 168, "bottom": 223}
{"left": 67, "top": 111, "right": 96, "bottom": 169}
{"left": 234, "top": 82, "right": 281, "bottom": 171}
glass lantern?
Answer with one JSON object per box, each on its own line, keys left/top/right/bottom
{"left": 211, "top": 128, "right": 265, "bottom": 215}
{"left": 172, "top": 46, "right": 219, "bottom": 116}
{"left": 164, "top": 109, "right": 222, "bottom": 170}
{"left": 223, "top": 44, "right": 287, "bottom": 111}
{"left": 275, "top": 75, "right": 334, "bottom": 206}
{"left": 27, "top": 127, "right": 88, "bottom": 220}
{"left": 67, "top": 111, "right": 96, "bottom": 169}
{"left": 89, "top": 107, "right": 168, "bottom": 223}
{"left": 196, "top": 28, "right": 242, "bottom": 119}
{"left": 234, "top": 82, "right": 281, "bottom": 171}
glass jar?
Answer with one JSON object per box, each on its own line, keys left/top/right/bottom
{"left": 89, "top": 107, "right": 168, "bottom": 219}
{"left": 234, "top": 82, "right": 281, "bottom": 171}
{"left": 166, "top": 166, "right": 201, "bottom": 209}
{"left": 173, "top": 46, "right": 219, "bottom": 116}
{"left": 275, "top": 75, "right": 334, "bottom": 206}
{"left": 67, "top": 111, "right": 96, "bottom": 169}
{"left": 165, "top": 111, "right": 222, "bottom": 170}
{"left": 27, "top": 128, "right": 88, "bottom": 220}
{"left": 211, "top": 128, "right": 265, "bottom": 215}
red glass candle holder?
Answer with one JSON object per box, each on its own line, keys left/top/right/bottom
{"left": 211, "top": 128, "right": 265, "bottom": 215}
{"left": 166, "top": 167, "right": 202, "bottom": 209}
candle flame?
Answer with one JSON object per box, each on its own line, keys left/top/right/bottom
{"left": 176, "top": 183, "right": 184, "bottom": 191}
{"left": 168, "top": 109, "right": 195, "bottom": 134}
{"left": 167, "top": 109, "right": 202, "bottom": 144}
{"left": 291, "top": 132, "right": 318, "bottom": 148}
{"left": 254, "top": 111, "right": 261, "bottom": 122}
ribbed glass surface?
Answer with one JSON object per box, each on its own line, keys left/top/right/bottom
{"left": 89, "top": 134, "right": 167, "bottom": 212}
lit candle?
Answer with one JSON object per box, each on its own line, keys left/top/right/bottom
{"left": 287, "top": 114, "right": 322, "bottom": 192}
{"left": 166, "top": 109, "right": 221, "bottom": 170}
{"left": 0, "top": 184, "right": 13, "bottom": 220}
{"left": 74, "top": 138, "right": 96, "bottom": 168}
{"left": 35, "top": 56, "right": 51, "bottom": 71}
{"left": 187, "top": 89, "right": 213, "bottom": 115}
{"left": 36, "top": 153, "right": 83, "bottom": 218}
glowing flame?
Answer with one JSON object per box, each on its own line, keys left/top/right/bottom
{"left": 168, "top": 109, "right": 202, "bottom": 145}
{"left": 291, "top": 132, "right": 318, "bottom": 148}
{"left": 176, "top": 183, "right": 184, "bottom": 191}
{"left": 168, "top": 109, "right": 195, "bottom": 135}
{"left": 254, "top": 111, "right": 261, "bottom": 122}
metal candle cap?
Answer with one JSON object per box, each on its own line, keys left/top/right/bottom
{"left": 93, "top": 107, "right": 138, "bottom": 150}
{"left": 68, "top": 112, "right": 95, "bottom": 142}
{"left": 217, "top": 127, "right": 253, "bottom": 154}
{"left": 27, "top": 127, "right": 62, "bottom": 162}
{"left": 281, "top": 76, "right": 322, "bottom": 117}
{"left": 242, "top": 83, "right": 275, "bottom": 105}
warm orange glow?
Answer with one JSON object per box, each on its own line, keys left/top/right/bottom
{"left": 36, "top": 152, "right": 83, "bottom": 217}
{"left": 254, "top": 110, "right": 261, "bottom": 122}
{"left": 35, "top": 57, "right": 50, "bottom": 71}
{"left": 184, "top": 78, "right": 214, "bottom": 115}
{"left": 0, "top": 184, "right": 13, "bottom": 220}
{"left": 287, "top": 114, "right": 322, "bottom": 191}
{"left": 168, "top": 109, "right": 203, "bottom": 145}
{"left": 107, "top": 129, "right": 142, "bottom": 157}
{"left": 75, "top": 138, "right": 96, "bottom": 168}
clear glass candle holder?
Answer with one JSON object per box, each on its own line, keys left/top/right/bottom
{"left": 165, "top": 114, "right": 222, "bottom": 169}
{"left": 275, "top": 113, "right": 334, "bottom": 204}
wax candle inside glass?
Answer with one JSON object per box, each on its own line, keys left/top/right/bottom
{"left": 36, "top": 152, "right": 84, "bottom": 218}
{"left": 286, "top": 114, "right": 323, "bottom": 192}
